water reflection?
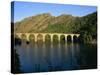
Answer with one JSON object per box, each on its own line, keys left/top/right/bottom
{"left": 15, "top": 42, "right": 97, "bottom": 73}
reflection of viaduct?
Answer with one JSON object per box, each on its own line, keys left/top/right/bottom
{"left": 14, "top": 33, "right": 80, "bottom": 42}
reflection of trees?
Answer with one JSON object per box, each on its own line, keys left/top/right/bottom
{"left": 13, "top": 49, "right": 22, "bottom": 73}
{"left": 14, "top": 38, "right": 21, "bottom": 46}
{"left": 79, "top": 44, "right": 97, "bottom": 69}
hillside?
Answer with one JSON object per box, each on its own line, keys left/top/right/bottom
{"left": 14, "top": 12, "right": 97, "bottom": 43}
{"left": 14, "top": 13, "right": 75, "bottom": 33}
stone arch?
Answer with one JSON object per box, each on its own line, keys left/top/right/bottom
{"left": 53, "top": 34, "right": 58, "bottom": 42}
{"left": 67, "top": 35, "right": 71, "bottom": 42}
{"left": 29, "top": 34, "right": 35, "bottom": 42}
{"left": 60, "top": 35, "right": 65, "bottom": 42}
{"left": 14, "top": 34, "right": 19, "bottom": 39}
{"left": 21, "top": 34, "right": 26, "bottom": 40}
{"left": 14, "top": 34, "right": 22, "bottom": 45}
{"left": 37, "top": 34, "right": 43, "bottom": 42}
{"left": 73, "top": 35, "right": 78, "bottom": 42}
{"left": 45, "top": 34, "right": 51, "bottom": 42}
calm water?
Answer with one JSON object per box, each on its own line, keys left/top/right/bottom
{"left": 15, "top": 42, "right": 97, "bottom": 73}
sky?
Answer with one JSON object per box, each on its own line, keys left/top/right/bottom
{"left": 11, "top": 1, "right": 97, "bottom": 22}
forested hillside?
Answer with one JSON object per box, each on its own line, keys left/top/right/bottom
{"left": 14, "top": 12, "right": 97, "bottom": 43}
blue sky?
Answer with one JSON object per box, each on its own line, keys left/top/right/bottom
{"left": 12, "top": 1, "right": 97, "bottom": 22}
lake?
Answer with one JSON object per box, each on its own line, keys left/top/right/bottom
{"left": 15, "top": 41, "right": 97, "bottom": 73}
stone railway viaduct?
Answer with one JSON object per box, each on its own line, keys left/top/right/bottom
{"left": 14, "top": 33, "right": 80, "bottom": 42}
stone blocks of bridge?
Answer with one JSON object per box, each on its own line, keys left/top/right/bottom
{"left": 14, "top": 33, "right": 80, "bottom": 42}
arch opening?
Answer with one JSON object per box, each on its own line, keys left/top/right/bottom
{"left": 14, "top": 34, "right": 21, "bottom": 46}
{"left": 21, "top": 34, "right": 26, "bottom": 40}
{"left": 73, "top": 35, "right": 78, "bottom": 42}
{"left": 45, "top": 34, "right": 51, "bottom": 42}
{"left": 37, "top": 34, "right": 43, "bottom": 43}
{"left": 60, "top": 35, "right": 65, "bottom": 43}
{"left": 14, "top": 34, "right": 20, "bottom": 39}
{"left": 29, "top": 34, "right": 35, "bottom": 43}
{"left": 20, "top": 34, "right": 27, "bottom": 44}
{"left": 53, "top": 35, "right": 58, "bottom": 43}
{"left": 67, "top": 35, "right": 71, "bottom": 42}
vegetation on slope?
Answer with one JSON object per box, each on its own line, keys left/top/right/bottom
{"left": 14, "top": 12, "right": 97, "bottom": 43}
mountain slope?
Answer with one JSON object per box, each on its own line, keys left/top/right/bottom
{"left": 14, "top": 12, "right": 97, "bottom": 43}
{"left": 14, "top": 13, "right": 75, "bottom": 33}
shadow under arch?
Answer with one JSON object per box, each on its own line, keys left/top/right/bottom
{"left": 14, "top": 34, "right": 20, "bottom": 39}
{"left": 67, "top": 35, "right": 71, "bottom": 42}
{"left": 14, "top": 34, "right": 21, "bottom": 46}
{"left": 37, "top": 34, "right": 43, "bottom": 42}
{"left": 73, "top": 35, "right": 78, "bottom": 43}
{"left": 45, "top": 34, "right": 51, "bottom": 42}
{"left": 78, "top": 35, "right": 82, "bottom": 43}
{"left": 60, "top": 35, "right": 65, "bottom": 43}
{"left": 21, "top": 34, "right": 27, "bottom": 40}
{"left": 29, "top": 34, "right": 35, "bottom": 43}
{"left": 21, "top": 34, "right": 27, "bottom": 44}
{"left": 53, "top": 35, "right": 58, "bottom": 43}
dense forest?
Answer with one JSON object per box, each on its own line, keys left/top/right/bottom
{"left": 14, "top": 12, "right": 97, "bottom": 43}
